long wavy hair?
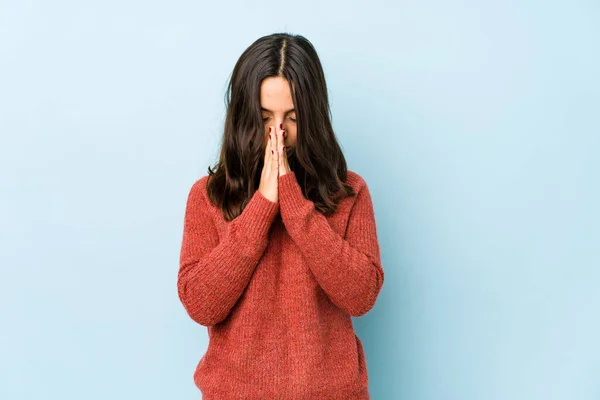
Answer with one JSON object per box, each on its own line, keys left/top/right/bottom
{"left": 206, "top": 32, "right": 356, "bottom": 222}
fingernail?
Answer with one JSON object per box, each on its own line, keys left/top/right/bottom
{"left": 269, "top": 127, "right": 272, "bottom": 132}
{"left": 280, "top": 123, "right": 283, "bottom": 129}
{"left": 271, "top": 150, "right": 274, "bottom": 154}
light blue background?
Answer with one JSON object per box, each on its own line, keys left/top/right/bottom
{"left": 1, "top": 1, "right": 599, "bottom": 399}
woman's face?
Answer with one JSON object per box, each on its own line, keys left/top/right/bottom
{"left": 260, "top": 77, "right": 297, "bottom": 158}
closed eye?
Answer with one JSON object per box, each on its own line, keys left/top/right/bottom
{"left": 262, "top": 116, "right": 297, "bottom": 122}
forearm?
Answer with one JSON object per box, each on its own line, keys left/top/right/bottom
{"left": 278, "top": 172, "right": 384, "bottom": 317}
{"left": 178, "top": 188, "right": 279, "bottom": 326}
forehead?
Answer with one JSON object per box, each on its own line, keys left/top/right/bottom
{"left": 260, "top": 77, "right": 295, "bottom": 111}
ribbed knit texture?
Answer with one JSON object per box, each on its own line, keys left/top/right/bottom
{"left": 178, "top": 170, "right": 384, "bottom": 399}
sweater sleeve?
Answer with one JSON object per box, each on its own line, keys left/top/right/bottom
{"left": 177, "top": 178, "right": 280, "bottom": 326}
{"left": 277, "top": 171, "right": 384, "bottom": 317}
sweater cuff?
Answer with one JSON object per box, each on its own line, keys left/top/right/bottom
{"left": 278, "top": 171, "right": 310, "bottom": 219}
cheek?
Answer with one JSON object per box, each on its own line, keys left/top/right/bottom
{"left": 287, "top": 129, "right": 297, "bottom": 144}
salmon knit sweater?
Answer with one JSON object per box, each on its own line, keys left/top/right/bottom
{"left": 177, "top": 170, "right": 385, "bottom": 399}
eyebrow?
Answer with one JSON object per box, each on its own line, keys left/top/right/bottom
{"left": 261, "top": 107, "right": 295, "bottom": 114}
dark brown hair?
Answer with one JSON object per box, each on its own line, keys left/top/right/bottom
{"left": 206, "top": 32, "right": 356, "bottom": 222}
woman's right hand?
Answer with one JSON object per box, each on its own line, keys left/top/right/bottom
{"left": 258, "top": 126, "right": 280, "bottom": 203}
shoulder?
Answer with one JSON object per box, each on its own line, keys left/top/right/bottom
{"left": 344, "top": 170, "right": 376, "bottom": 214}
{"left": 345, "top": 169, "right": 369, "bottom": 195}
{"left": 186, "top": 174, "right": 211, "bottom": 205}
{"left": 184, "top": 175, "right": 223, "bottom": 225}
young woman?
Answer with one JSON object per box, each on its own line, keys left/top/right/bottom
{"left": 177, "top": 32, "right": 385, "bottom": 399}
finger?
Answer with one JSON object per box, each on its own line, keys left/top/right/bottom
{"left": 278, "top": 129, "right": 286, "bottom": 164}
{"left": 263, "top": 128, "right": 274, "bottom": 175}
{"left": 264, "top": 127, "right": 272, "bottom": 164}
{"left": 280, "top": 131, "right": 289, "bottom": 174}
{"left": 281, "top": 129, "right": 287, "bottom": 160}
{"left": 270, "top": 127, "right": 278, "bottom": 170}
{"left": 276, "top": 123, "right": 284, "bottom": 158}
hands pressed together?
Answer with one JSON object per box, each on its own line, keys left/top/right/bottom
{"left": 258, "top": 124, "right": 292, "bottom": 203}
